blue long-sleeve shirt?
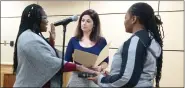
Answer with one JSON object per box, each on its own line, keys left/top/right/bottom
{"left": 65, "top": 37, "right": 109, "bottom": 65}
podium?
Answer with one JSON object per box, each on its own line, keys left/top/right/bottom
{"left": 3, "top": 74, "right": 15, "bottom": 87}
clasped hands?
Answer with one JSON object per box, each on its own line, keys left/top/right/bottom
{"left": 76, "top": 64, "right": 109, "bottom": 84}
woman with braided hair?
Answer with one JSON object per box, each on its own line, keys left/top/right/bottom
{"left": 88, "top": 2, "right": 164, "bottom": 87}
{"left": 13, "top": 4, "right": 96, "bottom": 87}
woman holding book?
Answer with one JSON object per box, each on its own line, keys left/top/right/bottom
{"left": 65, "top": 9, "right": 109, "bottom": 87}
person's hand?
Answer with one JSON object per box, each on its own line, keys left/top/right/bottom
{"left": 49, "top": 23, "right": 56, "bottom": 40}
{"left": 92, "top": 66, "right": 103, "bottom": 72}
{"left": 76, "top": 65, "right": 96, "bottom": 74}
{"left": 104, "top": 70, "right": 109, "bottom": 76}
{"left": 88, "top": 72, "right": 101, "bottom": 84}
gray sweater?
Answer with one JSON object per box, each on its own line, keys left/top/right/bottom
{"left": 13, "top": 29, "right": 66, "bottom": 87}
{"left": 97, "top": 30, "right": 161, "bottom": 87}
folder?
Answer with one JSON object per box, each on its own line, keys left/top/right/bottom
{"left": 73, "top": 43, "right": 110, "bottom": 67}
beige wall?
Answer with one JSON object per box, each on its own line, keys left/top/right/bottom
{"left": 1, "top": 1, "right": 184, "bottom": 87}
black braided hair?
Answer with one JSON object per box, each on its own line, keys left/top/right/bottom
{"left": 128, "top": 2, "right": 164, "bottom": 87}
{"left": 13, "top": 4, "right": 59, "bottom": 74}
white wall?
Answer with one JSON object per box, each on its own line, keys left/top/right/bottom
{"left": 1, "top": 1, "right": 184, "bottom": 87}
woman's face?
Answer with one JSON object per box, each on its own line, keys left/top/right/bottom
{"left": 124, "top": 11, "right": 134, "bottom": 33}
{"left": 81, "top": 15, "right": 94, "bottom": 33}
{"left": 40, "top": 9, "right": 48, "bottom": 32}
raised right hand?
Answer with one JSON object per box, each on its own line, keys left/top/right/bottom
{"left": 49, "top": 23, "right": 56, "bottom": 40}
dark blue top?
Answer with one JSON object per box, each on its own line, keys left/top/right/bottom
{"left": 65, "top": 37, "right": 109, "bottom": 65}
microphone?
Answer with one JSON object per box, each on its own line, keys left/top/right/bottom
{"left": 54, "top": 15, "right": 78, "bottom": 26}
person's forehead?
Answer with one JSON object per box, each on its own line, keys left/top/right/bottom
{"left": 40, "top": 9, "right": 47, "bottom": 16}
{"left": 82, "top": 15, "right": 92, "bottom": 20}
{"left": 126, "top": 12, "right": 131, "bottom": 16}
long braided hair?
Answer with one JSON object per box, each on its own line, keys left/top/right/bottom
{"left": 13, "top": 4, "right": 59, "bottom": 73}
{"left": 128, "top": 2, "right": 164, "bottom": 87}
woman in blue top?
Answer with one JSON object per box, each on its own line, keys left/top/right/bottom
{"left": 65, "top": 9, "right": 109, "bottom": 87}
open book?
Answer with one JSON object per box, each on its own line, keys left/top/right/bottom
{"left": 73, "top": 43, "right": 110, "bottom": 67}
